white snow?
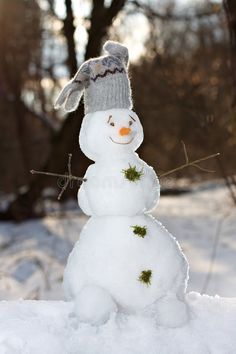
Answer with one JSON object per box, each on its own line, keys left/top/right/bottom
{"left": 78, "top": 155, "right": 159, "bottom": 216}
{"left": 0, "top": 292, "right": 236, "bottom": 354}
{"left": 79, "top": 109, "right": 143, "bottom": 161}
{"left": 63, "top": 215, "right": 188, "bottom": 314}
{"left": 156, "top": 182, "right": 236, "bottom": 297}
{"left": 74, "top": 285, "right": 117, "bottom": 325}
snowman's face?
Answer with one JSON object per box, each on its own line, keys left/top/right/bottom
{"left": 79, "top": 109, "right": 144, "bottom": 161}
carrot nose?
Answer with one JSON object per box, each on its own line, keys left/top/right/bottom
{"left": 119, "top": 127, "right": 131, "bottom": 136}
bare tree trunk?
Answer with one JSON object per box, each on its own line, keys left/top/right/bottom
{"left": 85, "top": 0, "right": 126, "bottom": 58}
{"left": 221, "top": 1, "right": 236, "bottom": 203}
{"left": 224, "top": 0, "right": 236, "bottom": 107}
{"left": 63, "top": 0, "right": 78, "bottom": 76}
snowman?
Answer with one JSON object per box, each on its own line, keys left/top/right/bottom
{"left": 55, "top": 41, "right": 189, "bottom": 327}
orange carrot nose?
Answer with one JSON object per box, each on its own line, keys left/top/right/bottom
{"left": 119, "top": 127, "right": 131, "bottom": 136}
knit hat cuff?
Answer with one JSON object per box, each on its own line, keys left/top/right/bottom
{"left": 84, "top": 73, "right": 132, "bottom": 114}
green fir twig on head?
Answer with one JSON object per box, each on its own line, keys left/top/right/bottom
{"left": 131, "top": 225, "right": 147, "bottom": 238}
{"left": 138, "top": 270, "right": 152, "bottom": 286}
{"left": 122, "top": 164, "right": 143, "bottom": 182}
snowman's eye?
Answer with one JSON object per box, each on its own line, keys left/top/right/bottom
{"left": 107, "top": 115, "right": 114, "bottom": 126}
{"left": 129, "top": 121, "right": 133, "bottom": 126}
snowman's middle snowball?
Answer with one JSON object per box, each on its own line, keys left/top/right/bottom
{"left": 78, "top": 154, "right": 159, "bottom": 216}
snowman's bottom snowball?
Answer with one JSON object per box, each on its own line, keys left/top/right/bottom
{"left": 74, "top": 285, "right": 117, "bottom": 325}
{"left": 63, "top": 214, "right": 188, "bottom": 312}
{"left": 152, "top": 294, "right": 189, "bottom": 328}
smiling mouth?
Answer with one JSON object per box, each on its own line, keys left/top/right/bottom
{"left": 109, "top": 136, "right": 134, "bottom": 145}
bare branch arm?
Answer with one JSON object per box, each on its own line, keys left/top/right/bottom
{"left": 31, "top": 154, "right": 86, "bottom": 200}
{"left": 160, "top": 153, "right": 220, "bottom": 178}
{"left": 30, "top": 170, "right": 85, "bottom": 182}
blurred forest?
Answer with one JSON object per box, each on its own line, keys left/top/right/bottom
{"left": 0, "top": 0, "right": 236, "bottom": 220}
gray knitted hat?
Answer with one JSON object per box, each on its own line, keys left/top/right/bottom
{"left": 55, "top": 41, "right": 132, "bottom": 114}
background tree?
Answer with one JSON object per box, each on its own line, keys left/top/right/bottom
{"left": 0, "top": 0, "right": 51, "bottom": 196}
{"left": 224, "top": 0, "right": 236, "bottom": 107}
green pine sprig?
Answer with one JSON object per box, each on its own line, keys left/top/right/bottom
{"left": 131, "top": 225, "right": 147, "bottom": 238}
{"left": 138, "top": 270, "right": 152, "bottom": 286}
{"left": 122, "top": 164, "right": 143, "bottom": 182}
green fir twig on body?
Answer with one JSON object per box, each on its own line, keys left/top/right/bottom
{"left": 138, "top": 270, "right": 152, "bottom": 286}
{"left": 131, "top": 225, "right": 147, "bottom": 238}
{"left": 122, "top": 164, "right": 143, "bottom": 182}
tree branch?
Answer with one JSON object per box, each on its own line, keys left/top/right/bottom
{"left": 130, "top": 0, "right": 221, "bottom": 22}
{"left": 181, "top": 140, "right": 189, "bottom": 164}
{"left": 85, "top": 0, "right": 126, "bottom": 59}
{"left": 105, "top": 0, "right": 126, "bottom": 25}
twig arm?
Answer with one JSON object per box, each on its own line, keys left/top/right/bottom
{"left": 159, "top": 152, "right": 220, "bottom": 178}
{"left": 30, "top": 170, "right": 86, "bottom": 181}
{"left": 30, "top": 153, "right": 87, "bottom": 201}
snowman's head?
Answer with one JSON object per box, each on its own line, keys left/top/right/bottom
{"left": 79, "top": 108, "right": 144, "bottom": 161}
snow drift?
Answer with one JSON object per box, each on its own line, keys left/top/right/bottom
{"left": 0, "top": 292, "right": 236, "bottom": 354}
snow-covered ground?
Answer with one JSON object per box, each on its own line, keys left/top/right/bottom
{"left": 0, "top": 182, "right": 235, "bottom": 300}
{"left": 1, "top": 293, "right": 236, "bottom": 354}
{"left": 157, "top": 182, "right": 236, "bottom": 297}
{"left": 0, "top": 182, "right": 236, "bottom": 354}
